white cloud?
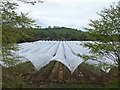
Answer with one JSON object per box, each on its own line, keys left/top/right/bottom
{"left": 16, "top": 0, "right": 119, "bottom": 30}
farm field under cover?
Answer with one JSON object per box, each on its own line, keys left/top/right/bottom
{"left": 2, "top": 40, "right": 119, "bottom": 88}
{"left": 15, "top": 40, "right": 115, "bottom": 73}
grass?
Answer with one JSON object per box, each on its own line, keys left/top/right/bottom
{"left": 104, "top": 79, "right": 119, "bottom": 88}
{"left": 65, "top": 82, "right": 102, "bottom": 88}
{"left": 2, "top": 61, "right": 119, "bottom": 88}
{"left": 2, "top": 61, "right": 35, "bottom": 88}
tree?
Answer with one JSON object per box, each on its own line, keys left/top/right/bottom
{"left": 1, "top": 1, "right": 42, "bottom": 88}
{"left": 16, "top": 12, "right": 36, "bottom": 28}
{"left": 81, "top": 4, "right": 120, "bottom": 68}
{"left": 1, "top": 1, "right": 36, "bottom": 66}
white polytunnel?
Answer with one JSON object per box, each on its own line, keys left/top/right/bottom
{"left": 23, "top": 54, "right": 52, "bottom": 70}
{"left": 66, "top": 41, "right": 90, "bottom": 55}
{"left": 63, "top": 41, "right": 84, "bottom": 73}
{"left": 50, "top": 41, "right": 71, "bottom": 71}
{"left": 0, "top": 40, "right": 117, "bottom": 73}
{"left": 47, "top": 41, "right": 60, "bottom": 56}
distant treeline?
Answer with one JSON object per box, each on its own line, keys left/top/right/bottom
{"left": 17, "top": 27, "right": 91, "bottom": 43}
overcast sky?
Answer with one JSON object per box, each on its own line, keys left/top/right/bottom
{"left": 16, "top": 0, "right": 118, "bottom": 30}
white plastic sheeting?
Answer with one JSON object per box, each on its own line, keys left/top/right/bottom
{"left": 66, "top": 41, "right": 90, "bottom": 55}
{"left": 50, "top": 41, "right": 71, "bottom": 70}
{"left": 63, "top": 41, "right": 84, "bottom": 73}
{"left": 0, "top": 40, "right": 116, "bottom": 73}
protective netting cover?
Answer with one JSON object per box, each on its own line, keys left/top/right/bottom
{"left": 0, "top": 40, "right": 116, "bottom": 73}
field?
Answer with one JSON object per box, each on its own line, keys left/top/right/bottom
{"left": 1, "top": 1, "right": 120, "bottom": 89}
{"left": 2, "top": 61, "right": 119, "bottom": 88}
{"left": 2, "top": 40, "right": 119, "bottom": 88}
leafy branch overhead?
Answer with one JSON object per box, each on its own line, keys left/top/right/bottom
{"left": 82, "top": 4, "right": 120, "bottom": 66}
{"left": 1, "top": 1, "right": 36, "bottom": 66}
